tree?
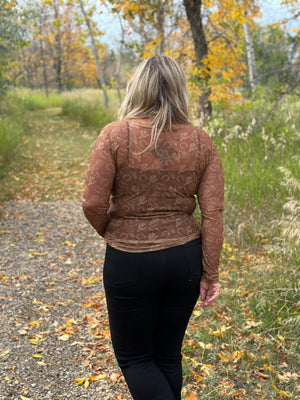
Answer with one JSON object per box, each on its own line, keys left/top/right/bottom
{"left": 78, "top": 0, "right": 108, "bottom": 107}
{"left": 243, "top": 9, "right": 259, "bottom": 91}
{"left": 11, "top": 0, "right": 110, "bottom": 92}
{"left": 183, "top": 0, "right": 211, "bottom": 118}
{"left": 106, "top": 0, "right": 172, "bottom": 57}
{"left": 0, "top": 0, "right": 25, "bottom": 93}
{"left": 254, "top": 24, "right": 299, "bottom": 94}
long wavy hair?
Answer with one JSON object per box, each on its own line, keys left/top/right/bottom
{"left": 119, "top": 55, "right": 189, "bottom": 151}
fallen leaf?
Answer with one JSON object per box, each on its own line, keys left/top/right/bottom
{"left": 58, "top": 334, "right": 70, "bottom": 341}
{"left": 62, "top": 241, "right": 77, "bottom": 247}
{"left": 186, "top": 393, "right": 198, "bottom": 400}
{"left": 210, "top": 325, "right": 232, "bottom": 337}
{"left": 29, "top": 335, "right": 47, "bottom": 345}
{"left": 0, "top": 349, "right": 11, "bottom": 360}
{"left": 110, "top": 373, "right": 120, "bottom": 382}
{"left": 28, "top": 252, "right": 47, "bottom": 258}
{"left": 219, "top": 351, "right": 230, "bottom": 362}
{"left": 272, "top": 384, "right": 292, "bottom": 397}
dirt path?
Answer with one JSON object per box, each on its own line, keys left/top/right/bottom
{"left": 0, "top": 200, "right": 129, "bottom": 400}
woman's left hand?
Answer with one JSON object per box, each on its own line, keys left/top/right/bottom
{"left": 200, "top": 281, "right": 220, "bottom": 308}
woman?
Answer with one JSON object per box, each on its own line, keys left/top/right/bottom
{"left": 82, "top": 55, "right": 224, "bottom": 400}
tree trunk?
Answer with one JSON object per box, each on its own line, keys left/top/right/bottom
{"left": 243, "top": 10, "right": 259, "bottom": 91}
{"left": 21, "top": 47, "right": 34, "bottom": 89}
{"left": 40, "top": 38, "right": 49, "bottom": 97}
{"left": 52, "top": 0, "right": 63, "bottom": 92}
{"left": 78, "top": 0, "right": 109, "bottom": 108}
{"left": 38, "top": 16, "right": 49, "bottom": 97}
{"left": 157, "top": 1, "right": 165, "bottom": 55}
{"left": 116, "top": 15, "right": 125, "bottom": 106}
{"left": 183, "top": 0, "right": 211, "bottom": 119}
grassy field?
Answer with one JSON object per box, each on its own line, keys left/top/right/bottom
{"left": 0, "top": 88, "right": 299, "bottom": 399}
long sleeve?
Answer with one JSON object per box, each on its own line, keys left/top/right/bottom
{"left": 82, "top": 128, "right": 116, "bottom": 237}
{"left": 197, "top": 136, "right": 224, "bottom": 283}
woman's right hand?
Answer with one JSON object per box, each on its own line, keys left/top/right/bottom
{"left": 200, "top": 281, "right": 220, "bottom": 308}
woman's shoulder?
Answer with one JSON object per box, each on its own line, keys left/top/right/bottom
{"left": 102, "top": 120, "right": 128, "bottom": 133}
{"left": 99, "top": 120, "right": 129, "bottom": 144}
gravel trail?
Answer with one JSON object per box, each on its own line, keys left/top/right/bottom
{"left": 0, "top": 200, "right": 129, "bottom": 400}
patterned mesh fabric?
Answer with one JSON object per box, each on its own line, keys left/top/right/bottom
{"left": 82, "top": 118, "right": 224, "bottom": 283}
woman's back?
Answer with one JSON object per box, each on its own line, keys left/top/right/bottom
{"left": 83, "top": 118, "right": 224, "bottom": 281}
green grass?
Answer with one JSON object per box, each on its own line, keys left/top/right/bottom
{"left": 207, "top": 95, "right": 300, "bottom": 250}
{"left": 7, "top": 88, "right": 63, "bottom": 110}
{"left": 0, "top": 92, "right": 26, "bottom": 173}
{"left": 0, "top": 117, "right": 23, "bottom": 174}
{"left": 60, "top": 89, "right": 118, "bottom": 128}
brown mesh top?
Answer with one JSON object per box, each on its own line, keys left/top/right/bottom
{"left": 82, "top": 118, "right": 224, "bottom": 283}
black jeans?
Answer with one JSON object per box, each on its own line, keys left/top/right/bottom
{"left": 103, "top": 238, "right": 202, "bottom": 400}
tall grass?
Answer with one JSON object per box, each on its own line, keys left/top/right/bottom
{"left": 7, "top": 88, "right": 63, "bottom": 110}
{"left": 0, "top": 92, "right": 25, "bottom": 174}
{"left": 207, "top": 94, "right": 300, "bottom": 249}
{"left": 0, "top": 117, "right": 23, "bottom": 174}
{"left": 60, "top": 89, "right": 118, "bottom": 129}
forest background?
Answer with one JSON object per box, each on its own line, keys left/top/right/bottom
{"left": 0, "top": 0, "right": 299, "bottom": 399}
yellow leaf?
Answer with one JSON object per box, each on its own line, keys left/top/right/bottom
{"left": 200, "top": 364, "right": 212, "bottom": 376}
{"left": 28, "top": 252, "right": 47, "bottom": 258}
{"left": 210, "top": 325, "right": 232, "bottom": 337}
{"left": 0, "top": 230, "right": 11, "bottom": 233}
{"left": 58, "top": 334, "right": 70, "bottom": 341}
{"left": 29, "top": 320, "right": 42, "bottom": 327}
{"left": 62, "top": 241, "right": 77, "bottom": 247}
{"left": 230, "top": 350, "right": 244, "bottom": 362}
{"left": 74, "top": 377, "right": 85, "bottom": 385}
{"left": 84, "top": 378, "right": 90, "bottom": 389}
{"left": 20, "top": 396, "right": 33, "bottom": 400}
{"left": 219, "top": 351, "right": 230, "bottom": 362}
{"left": 30, "top": 335, "right": 46, "bottom": 345}
{"left": 33, "top": 354, "right": 43, "bottom": 358}
{"left": 32, "top": 299, "right": 43, "bottom": 305}
{"left": 272, "top": 384, "right": 292, "bottom": 397}
{"left": 245, "top": 320, "right": 263, "bottom": 329}
{"left": 95, "top": 373, "right": 107, "bottom": 380}
{"left": 193, "top": 310, "right": 201, "bottom": 317}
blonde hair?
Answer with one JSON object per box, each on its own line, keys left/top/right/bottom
{"left": 119, "top": 55, "right": 189, "bottom": 150}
